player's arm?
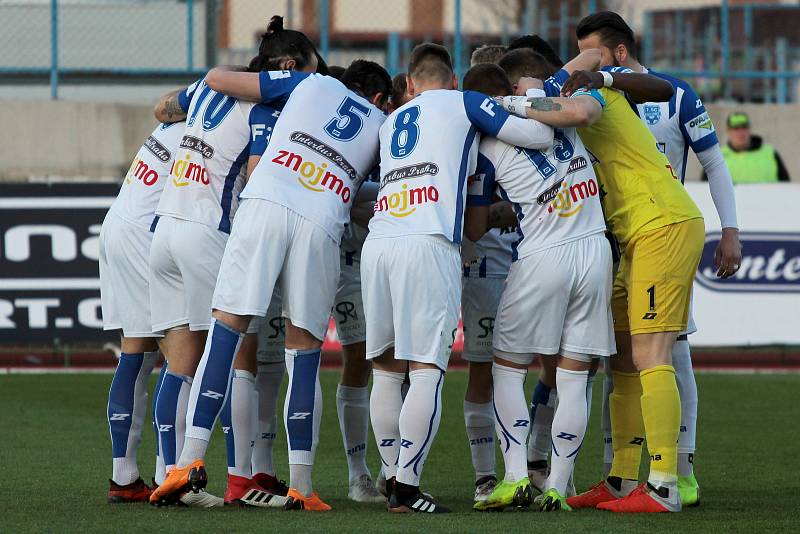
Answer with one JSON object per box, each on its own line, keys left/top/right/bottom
{"left": 560, "top": 67, "right": 673, "bottom": 103}
{"left": 487, "top": 201, "right": 517, "bottom": 229}
{"left": 206, "top": 68, "right": 310, "bottom": 103}
{"left": 560, "top": 48, "right": 602, "bottom": 75}
{"left": 464, "top": 152, "right": 498, "bottom": 241}
{"left": 463, "top": 91, "right": 553, "bottom": 149}
{"left": 500, "top": 86, "right": 604, "bottom": 129}
{"left": 154, "top": 78, "right": 202, "bottom": 123}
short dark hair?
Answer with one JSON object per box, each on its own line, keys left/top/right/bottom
{"left": 327, "top": 65, "right": 346, "bottom": 80}
{"left": 463, "top": 64, "right": 512, "bottom": 97}
{"left": 408, "top": 43, "right": 453, "bottom": 84}
{"left": 498, "top": 49, "right": 554, "bottom": 85}
{"left": 576, "top": 11, "right": 637, "bottom": 58}
{"left": 470, "top": 44, "right": 507, "bottom": 66}
{"left": 507, "top": 35, "right": 564, "bottom": 68}
{"left": 390, "top": 72, "right": 409, "bottom": 107}
{"left": 340, "top": 59, "right": 392, "bottom": 108}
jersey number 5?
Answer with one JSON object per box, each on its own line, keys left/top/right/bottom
{"left": 324, "top": 97, "right": 371, "bottom": 141}
{"left": 390, "top": 106, "right": 420, "bottom": 159}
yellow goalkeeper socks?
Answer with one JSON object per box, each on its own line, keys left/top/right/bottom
{"left": 640, "top": 365, "right": 681, "bottom": 485}
{"left": 608, "top": 371, "right": 645, "bottom": 482}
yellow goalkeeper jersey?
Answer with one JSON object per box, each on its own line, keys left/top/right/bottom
{"left": 576, "top": 87, "right": 703, "bottom": 246}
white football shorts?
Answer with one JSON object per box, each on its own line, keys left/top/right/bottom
{"left": 99, "top": 212, "right": 162, "bottom": 338}
{"left": 149, "top": 216, "right": 228, "bottom": 332}
{"left": 255, "top": 289, "right": 285, "bottom": 364}
{"left": 361, "top": 234, "right": 461, "bottom": 371}
{"left": 461, "top": 276, "right": 506, "bottom": 363}
{"left": 212, "top": 199, "right": 340, "bottom": 342}
{"left": 681, "top": 298, "right": 698, "bottom": 337}
{"left": 493, "top": 233, "right": 615, "bottom": 364}
{"left": 332, "top": 259, "right": 366, "bottom": 346}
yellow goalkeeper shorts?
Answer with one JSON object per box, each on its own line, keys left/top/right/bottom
{"left": 612, "top": 218, "right": 704, "bottom": 335}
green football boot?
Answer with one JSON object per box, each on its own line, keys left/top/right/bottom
{"left": 473, "top": 478, "right": 533, "bottom": 511}
{"left": 538, "top": 488, "right": 573, "bottom": 512}
{"left": 678, "top": 472, "right": 700, "bottom": 507}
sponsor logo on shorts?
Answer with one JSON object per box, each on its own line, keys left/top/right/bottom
{"left": 180, "top": 135, "right": 215, "bottom": 159}
{"left": 272, "top": 149, "right": 352, "bottom": 203}
{"left": 335, "top": 301, "right": 358, "bottom": 323}
{"left": 125, "top": 157, "right": 160, "bottom": 187}
{"left": 374, "top": 184, "right": 439, "bottom": 218}
{"left": 381, "top": 162, "right": 439, "bottom": 188}
{"left": 477, "top": 317, "right": 494, "bottom": 338}
{"left": 546, "top": 177, "right": 599, "bottom": 217}
{"left": 169, "top": 154, "right": 209, "bottom": 187}
{"left": 695, "top": 232, "right": 800, "bottom": 292}
{"left": 289, "top": 131, "right": 358, "bottom": 181}
{"left": 144, "top": 135, "right": 172, "bottom": 162}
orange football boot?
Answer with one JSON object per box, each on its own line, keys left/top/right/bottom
{"left": 566, "top": 480, "right": 621, "bottom": 509}
{"left": 107, "top": 478, "right": 153, "bottom": 503}
{"left": 283, "top": 488, "right": 332, "bottom": 511}
{"left": 597, "top": 483, "right": 680, "bottom": 513}
{"left": 149, "top": 459, "right": 207, "bottom": 506}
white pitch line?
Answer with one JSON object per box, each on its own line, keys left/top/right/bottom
{"left": 0, "top": 197, "right": 115, "bottom": 209}
{"left": 0, "top": 278, "right": 100, "bottom": 289}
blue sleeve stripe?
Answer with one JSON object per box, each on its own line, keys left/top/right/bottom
{"left": 453, "top": 126, "right": 478, "bottom": 244}
{"left": 691, "top": 133, "right": 718, "bottom": 153}
{"left": 217, "top": 144, "right": 250, "bottom": 234}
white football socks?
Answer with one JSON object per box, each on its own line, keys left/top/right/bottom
{"left": 547, "top": 367, "right": 590, "bottom": 495}
{"left": 492, "top": 363, "right": 529, "bottom": 483}
{"left": 396, "top": 369, "right": 444, "bottom": 487}
{"left": 252, "top": 362, "right": 283, "bottom": 476}
{"left": 463, "top": 400, "right": 496, "bottom": 480}
{"left": 336, "top": 384, "right": 371, "bottom": 483}
{"left": 370, "top": 369, "right": 405, "bottom": 481}
{"left": 527, "top": 382, "right": 557, "bottom": 465}
{"left": 673, "top": 339, "right": 698, "bottom": 476}
{"left": 226, "top": 369, "right": 256, "bottom": 478}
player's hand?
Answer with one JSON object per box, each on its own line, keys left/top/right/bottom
{"left": 495, "top": 96, "right": 529, "bottom": 117}
{"left": 561, "top": 70, "right": 604, "bottom": 97}
{"left": 714, "top": 227, "right": 742, "bottom": 278}
{"left": 515, "top": 77, "right": 543, "bottom": 96}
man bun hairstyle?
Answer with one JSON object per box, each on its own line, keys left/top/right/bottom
{"left": 576, "top": 11, "right": 637, "bottom": 58}
{"left": 498, "top": 49, "right": 554, "bottom": 85}
{"left": 251, "top": 15, "right": 319, "bottom": 72}
{"left": 340, "top": 59, "right": 392, "bottom": 108}
{"left": 408, "top": 43, "right": 454, "bottom": 85}
{"left": 507, "top": 35, "right": 564, "bottom": 68}
{"left": 463, "top": 63, "right": 513, "bottom": 97}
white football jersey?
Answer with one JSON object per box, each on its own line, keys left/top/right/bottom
{"left": 464, "top": 228, "right": 516, "bottom": 278}
{"left": 604, "top": 66, "right": 719, "bottom": 182}
{"left": 369, "top": 89, "right": 526, "bottom": 244}
{"left": 242, "top": 72, "right": 385, "bottom": 243}
{"left": 472, "top": 127, "right": 607, "bottom": 260}
{"left": 156, "top": 77, "right": 267, "bottom": 233}
{"left": 110, "top": 122, "right": 184, "bottom": 230}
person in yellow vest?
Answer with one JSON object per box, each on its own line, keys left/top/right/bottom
{"left": 709, "top": 112, "right": 790, "bottom": 184}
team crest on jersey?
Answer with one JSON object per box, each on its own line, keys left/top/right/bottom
{"left": 644, "top": 104, "right": 661, "bottom": 125}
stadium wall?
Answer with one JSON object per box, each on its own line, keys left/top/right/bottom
{"left": 0, "top": 100, "right": 798, "bottom": 183}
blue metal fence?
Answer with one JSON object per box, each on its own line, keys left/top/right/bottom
{"left": 1, "top": 0, "right": 798, "bottom": 103}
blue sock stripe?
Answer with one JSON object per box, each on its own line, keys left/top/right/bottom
{"left": 401, "top": 371, "right": 444, "bottom": 473}
{"left": 152, "top": 363, "right": 168, "bottom": 456}
{"left": 492, "top": 399, "right": 522, "bottom": 452}
{"left": 191, "top": 321, "right": 242, "bottom": 431}
{"left": 551, "top": 438, "right": 559, "bottom": 457}
{"left": 220, "top": 375, "right": 235, "bottom": 469}
{"left": 287, "top": 349, "right": 321, "bottom": 452}
{"left": 155, "top": 371, "right": 185, "bottom": 466}
{"left": 108, "top": 352, "right": 145, "bottom": 458}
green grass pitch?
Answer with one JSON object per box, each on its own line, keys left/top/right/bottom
{"left": 2, "top": 370, "right": 798, "bottom": 532}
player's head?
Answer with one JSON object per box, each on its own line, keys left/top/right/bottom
{"left": 498, "top": 49, "right": 554, "bottom": 93}
{"left": 407, "top": 43, "right": 457, "bottom": 93}
{"left": 507, "top": 35, "right": 564, "bottom": 68}
{"left": 251, "top": 15, "right": 319, "bottom": 73}
{"left": 462, "top": 63, "right": 512, "bottom": 98}
{"left": 340, "top": 59, "right": 392, "bottom": 112}
{"left": 389, "top": 72, "right": 412, "bottom": 112}
{"left": 470, "top": 44, "right": 507, "bottom": 67}
{"left": 576, "top": 11, "right": 637, "bottom": 67}
{"left": 327, "top": 65, "right": 346, "bottom": 80}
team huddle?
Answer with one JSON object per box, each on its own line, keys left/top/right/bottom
{"left": 101, "top": 12, "right": 742, "bottom": 514}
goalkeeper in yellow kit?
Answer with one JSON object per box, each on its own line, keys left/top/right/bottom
{"left": 498, "top": 48, "right": 703, "bottom": 513}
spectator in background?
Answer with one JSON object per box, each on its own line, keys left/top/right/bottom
{"left": 709, "top": 111, "right": 790, "bottom": 184}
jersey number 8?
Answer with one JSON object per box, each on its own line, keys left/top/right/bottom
{"left": 390, "top": 106, "right": 420, "bottom": 159}
{"left": 324, "top": 97, "right": 372, "bottom": 142}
